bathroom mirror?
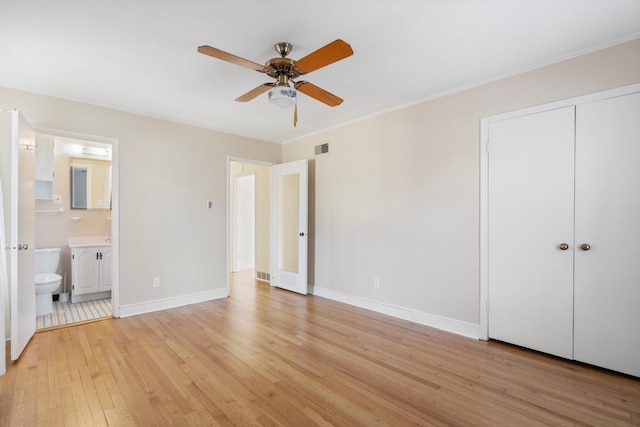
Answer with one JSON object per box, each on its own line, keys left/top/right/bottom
{"left": 70, "top": 157, "right": 112, "bottom": 210}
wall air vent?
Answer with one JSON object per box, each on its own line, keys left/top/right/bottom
{"left": 315, "top": 143, "right": 329, "bottom": 155}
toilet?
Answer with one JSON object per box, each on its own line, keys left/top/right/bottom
{"left": 35, "top": 248, "right": 62, "bottom": 316}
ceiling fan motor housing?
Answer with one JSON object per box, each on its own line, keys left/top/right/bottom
{"left": 265, "top": 57, "right": 303, "bottom": 82}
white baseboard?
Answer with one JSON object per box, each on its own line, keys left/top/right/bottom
{"left": 310, "top": 285, "right": 480, "bottom": 339}
{"left": 118, "top": 288, "right": 229, "bottom": 318}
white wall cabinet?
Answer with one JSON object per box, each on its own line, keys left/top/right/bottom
{"left": 34, "top": 136, "right": 54, "bottom": 200}
{"left": 71, "top": 245, "right": 112, "bottom": 302}
{"left": 483, "top": 87, "right": 640, "bottom": 377}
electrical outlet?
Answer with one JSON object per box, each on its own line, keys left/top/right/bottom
{"left": 374, "top": 278, "right": 380, "bottom": 289}
{"left": 153, "top": 277, "right": 160, "bottom": 288}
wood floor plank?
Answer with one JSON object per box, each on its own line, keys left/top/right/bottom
{"left": 1, "top": 270, "right": 639, "bottom": 426}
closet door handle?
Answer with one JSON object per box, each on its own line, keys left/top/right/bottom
{"left": 580, "top": 243, "right": 591, "bottom": 251}
{"left": 558, "top": 243, "right": 569, "bottom": 250}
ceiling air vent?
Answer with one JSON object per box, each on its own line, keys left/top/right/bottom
{"left": 315, "top": 143, "right": 329, "bottom": 155}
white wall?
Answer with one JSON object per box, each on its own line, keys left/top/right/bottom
{"left": 0, "top": 87, "right": 281, "bottom": 318}
{"left": 282, "top": 39, "right": 640, "bottom": 333}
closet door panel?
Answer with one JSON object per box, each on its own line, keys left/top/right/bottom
{"left": 574, "top": 92, "right": 640, "bottom": 377}
{"left": 487, "top": 107, "right": 575, "bottom": 359}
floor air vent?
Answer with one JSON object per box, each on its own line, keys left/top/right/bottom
{"left": 256, "top": 271, "right": 270, "bottom": 282}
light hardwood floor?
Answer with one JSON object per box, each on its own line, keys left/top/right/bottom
{"left": 1, "top": 270, "right": 639, "bottom": 426}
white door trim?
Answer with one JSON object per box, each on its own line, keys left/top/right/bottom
{"left": 479, "top": 82, "right": 640, "bottom": 340}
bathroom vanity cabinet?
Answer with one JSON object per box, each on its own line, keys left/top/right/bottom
{"left": 69, "top": 241, "right": 112, "bottom": 303}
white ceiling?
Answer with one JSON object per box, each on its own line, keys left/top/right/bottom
{"left": 1, "top": 1, "right": 639, "bottom": 143}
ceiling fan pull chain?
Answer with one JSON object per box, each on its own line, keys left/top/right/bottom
{"left": 294, "top": 101, "right": 298, "bottom": 128}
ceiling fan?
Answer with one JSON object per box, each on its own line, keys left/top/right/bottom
{"left": 197, "top": 39, "right": 353, "bottom": 125}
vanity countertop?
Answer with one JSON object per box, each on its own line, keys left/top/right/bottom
{"left": 68, "top": 236, "right": 112, "bottom": 248}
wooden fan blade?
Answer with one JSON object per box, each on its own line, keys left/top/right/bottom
{"left": 197, "top": 45, "right": 268, "bottom": 72}
{"left": 235, "top": 83, "right": 274, "bottom": 102}
{"left": 295, "top": 39, "right": 353, "bottom": 74}
{"left": 294, "top": 81, "right": 343, "bottom": 107}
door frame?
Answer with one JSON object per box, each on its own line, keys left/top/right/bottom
{"left": 479, "top": 82, "right": 640, "bottom": 341}
{"left": 34, "top": 126, "right": 120, "bottom": 318}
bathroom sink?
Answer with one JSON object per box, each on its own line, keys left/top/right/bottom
{"left": 68, "top": 236, "right": 112, "bottom": 248}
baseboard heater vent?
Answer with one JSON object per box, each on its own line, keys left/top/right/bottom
{"left": 315, "top": 143, "right": 329, "bottom": 155}
{"left": 256, "top": 271, "right": 270, "bottom": 282}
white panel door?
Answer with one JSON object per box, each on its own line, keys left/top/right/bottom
{"left": 0, "top": 137, "right": 8, "bottom": 375}
{"left": 574, "top": 92, "right": 640, "bottom": 377}
{"left": 487, "top": 107, "right": 575, "bottom": 359}
{"left": 271, "top": 159, "right": 308, "bottom": 295}
{"left": 0, "top": 111, "right": 36, "bottom": 361}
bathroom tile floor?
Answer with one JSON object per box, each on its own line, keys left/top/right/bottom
{"left": 36, "top": 298, "right": 112, "bottom": 330}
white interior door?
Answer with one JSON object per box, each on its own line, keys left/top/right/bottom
{"left": 271, "top": 159, "right": 307, "bottom": 294}
{"left": 0, "top": 143, "right": 8, "bottom": 375}
{"left": 573, "top": 92, "right": 640, "bottom": 377}
{"left": 487, "top": 107, "right": 575, "bottom": 359}
{"left": 0, "top": 111, "right": 36, "bottom": 361}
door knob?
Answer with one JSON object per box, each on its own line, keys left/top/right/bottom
{"left": 299, "top": 232, "right": 305, "bottom": 237}
{"left": 18, "top": 243, "right": 28, "bottom": 250}
{"left": 558, "top": 243, "right": 569, "bottom": 251}
{"left": 580, "top": 243, "right": 591, "bottom": 251}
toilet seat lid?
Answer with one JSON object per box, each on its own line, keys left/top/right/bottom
{"left": 35, "top": 273, "right": 62, "bottom": 285}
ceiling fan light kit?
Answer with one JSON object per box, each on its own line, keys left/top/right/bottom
{"left": 268, "top": 85, "right": 297, "bottom": 108}
{"left": 197, "top": 39, "right": 353, "bottom": 123}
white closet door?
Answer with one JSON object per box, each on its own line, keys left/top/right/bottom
{"left": 487, "top": 107, "right": 575, "bottom": 359}
{"left": 574, "top": 92, "right": 640, "bottom": 377}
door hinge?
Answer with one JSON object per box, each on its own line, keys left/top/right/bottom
{"left": 486, "top": 300, "right": 491, "bottom": 311}
{"left": 485, "top": 141, "right": 491, "bottom": 153}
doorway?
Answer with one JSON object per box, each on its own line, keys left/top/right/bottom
{"left": 228, "top": 159, "right": 272, "bottom": 287}
{"left": 33, "top": 127, "right": 119, "bottom": 329}
{"left": 227, "top": 157, "right": 309, "bottom": 296}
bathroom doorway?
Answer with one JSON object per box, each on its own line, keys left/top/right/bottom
{"left": 33, "top": 127, "right": 119, "bottom": 329}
